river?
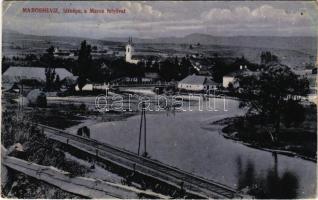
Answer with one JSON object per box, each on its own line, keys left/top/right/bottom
{"left": 68, "top": 98, "right": 316, "bottom": 198}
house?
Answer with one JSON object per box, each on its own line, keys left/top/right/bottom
{"left": 75, "top": 83, "right": 109, "bottom": 91}
{"left": 222, "top": 75, "right": 236, "bottom": 88}
{"left": 53, "top": 47, "right": 77, "bottom": 58}
{"left": 222, "top": 65, "right": 262, "bottom": 88}
{"left": 3, "top": 66, "right": 77, "bottom": 93}
{"left": 178, "top": 74, "right": 217, "bottom": 92}
{"left": 3, "top": 66, "right": 76, "bottom": 83}
{"left": 8, "top": 79, "right": 43, "bottom": 95}
{"left": 222, "top": 65, "right": 252, "bottom": 88}
{"left": 75, "top": 83, "right": 93, "bottom": 91}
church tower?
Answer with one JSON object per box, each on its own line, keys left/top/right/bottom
{"left": 125, "top": 37, "right": 133, "bottom": 62}
{"left": 125, "top": 37, "right": 139, "bottom": 64}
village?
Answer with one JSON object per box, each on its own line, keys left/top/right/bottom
{"left": 2, "top": 37, "right": 317, "bottom": 106}
{"left": 2, "top": 1, "right": 318, "bottom": 198}
{"left": 2, "top": 35, "right": 317, "bottom": 198}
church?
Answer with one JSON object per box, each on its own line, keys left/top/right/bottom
{"left": 125, "top": 37, "right": 140, "bottom": 64}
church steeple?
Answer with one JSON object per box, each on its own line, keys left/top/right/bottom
{"left": 125, "top": 36, "right": 139, "bottom": 64}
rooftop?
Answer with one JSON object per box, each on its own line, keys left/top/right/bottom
{"left": 179, "top": 74, "right": 217, "bottom": 85}
{"left": 3, "top": 66, "right": 75, "bottom": 83}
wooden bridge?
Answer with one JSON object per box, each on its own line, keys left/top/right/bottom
{"left": 33, "top": 123, "right": 246, "bottom": 199}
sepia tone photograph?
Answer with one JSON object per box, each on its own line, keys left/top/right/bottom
{"left": 1, "top": 1, "right": 317, "bottom": 199}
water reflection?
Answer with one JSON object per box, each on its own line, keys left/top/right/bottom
{"left": 236, "top": 153, "right": 299, "bottom": 198}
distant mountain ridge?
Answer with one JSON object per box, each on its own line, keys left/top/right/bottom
{"left": 3, "top": 30, "right": 317, "bottom": 51}
{"left": 102, "top": 33, "right": 317, "bottom": 51}
{"left": 3, "top": 30, "right": 121, "bottom": 46}
{"left": 3, "top": 30, "right": 93, "bottom": 43}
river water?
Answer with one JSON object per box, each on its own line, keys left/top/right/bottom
{"left": 70, "top": 98, "right": 316, "bottom": 198}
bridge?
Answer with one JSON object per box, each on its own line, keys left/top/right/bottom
{"left": 110, "top": 82, "right": 174, "bottom": 89}
{"left": 31, "top": 123, "right": 246, "bottom": 199}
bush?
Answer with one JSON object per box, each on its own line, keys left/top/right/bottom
{"left": 79, "top": 103, "right": 86, "bottom": 111}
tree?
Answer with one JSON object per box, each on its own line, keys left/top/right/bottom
{"left": 282, "top": 100, "right": 305, "bottom": 127}
{"left": 174, "top": 56, "right": 179, "bottom": 66}
{"left": 55, "top": 74, "right": 61, "bottom": 91}
{"left": 159, "top": 59, "right": 180, "bottom": 81}
{"left": 212, "top": 54, "right": 237, "bottom": 83}
{"left": 45, "top": 67, "right": 56, "bottom": 91}
{"left": 2, "top": 56, "right": 10, "bottom": 73}
{"left": 180, "top": 57, "right": 193, "bottom": 78}
{"left": 43, "top": 46, "right": 56, "bottom": 91}
{"left": 25, "top": 54, "right": 37, "bottom": 61}
{"left": 146, "top": 59, "right": 152, "bottom": 68}
{"left": 235, "top": 64, "right": 309, "bottom": 143}
{"left": 107, "top": 58, "right": 144, "bottom": 80}
{"left": 260, "top": 51, "right": 279, "bottom": 66}
{"left": 77, "top": 40, "right": 92, "bottom": 91}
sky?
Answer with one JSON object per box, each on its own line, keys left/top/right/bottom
{"left": 3, "top": 1, "right": 318, "bottom": 39}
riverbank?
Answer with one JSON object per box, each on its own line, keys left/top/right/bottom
{"left": 50, "top": 98, "right": 316, "bottom": 198}
{"left": 1, "top": 97, "right": 177, "bottom": 198}
{"left": 213, "top": 117, "right": 317, "bottom": 162}
{"left": 4, "top": 92, "right": 316, "bottom": 198}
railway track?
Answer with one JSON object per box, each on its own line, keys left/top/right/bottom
{"left": 35, "top": 123, "right": 244, "bottom": 199}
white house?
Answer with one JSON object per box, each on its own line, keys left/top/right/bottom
{"left": 178, "top": 75, "right": 217, "bottom": 92}
{"left": 222, "top": 65, "right": 258, "bottom": 88}
{"left": 125, "top": 37, "right": 139, "bottom": 64}
{"left": 75, "top": 84, "right": 93, "bottom": 91}
{"left": 75, "top": 83, "right": 109, "bottom": 91}
{"left": 222, "top": 76, "right": 236, "bottom": 88}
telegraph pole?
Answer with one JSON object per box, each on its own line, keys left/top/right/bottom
{"left": 137, "top": 103, "right": 143, "bottom": 156}
{"left": 137, "top": 102, "right": 148, "bottom": 157}
{"left": 144, "top": 105, "right": 147, "bottom": 155}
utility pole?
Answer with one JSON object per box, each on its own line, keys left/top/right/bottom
{"left": 18, "top": 82, "right": 23, "bottom": 121}
{"left": 21, "top": 83, "right": 23, "bottom": 112}
{"left": 137, "top": 102, "right": 148, "bottom": 157}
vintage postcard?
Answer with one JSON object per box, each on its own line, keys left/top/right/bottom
{"left": 1, "top": 1, "right": 317, "bottom": 199}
